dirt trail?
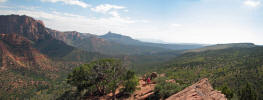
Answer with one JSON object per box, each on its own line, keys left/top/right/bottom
{"left": 127, "top": 79, "right": 156, "bottom": 100}
{"left": 86, "top": 75, "right": 158, "bottom": 100}
{"left": 89, "top": 79, "right": 156, "bottom": 100}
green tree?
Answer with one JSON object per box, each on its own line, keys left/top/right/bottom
{"left": 106, "top": 59, "right": 126, "bottom": 100}
{"left": 217, "top": 84, "right": 234, "bottom": 99}
{"left": 152, "top": 77, "right": 186, "bottom": 99}
{"left": 66, "top": 59, "right": 127, "bottom": 99}
{"left": 238, "top": 83, "right": 258, "bottom": 100}
{"left": 122, "top": 70, "right": 139, "bottom": 95}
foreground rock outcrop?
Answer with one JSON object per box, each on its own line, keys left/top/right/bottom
{"left": 166, "top": 78, "right": 227, "bottom": 100}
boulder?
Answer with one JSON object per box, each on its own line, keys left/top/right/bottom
{"left": 166, "top": 78, "right": 227, "bottom": 100}
{"left": 150, "top": 72, "right": 158, "bottom": 79}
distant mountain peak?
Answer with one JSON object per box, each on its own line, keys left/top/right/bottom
{"left": 100, "top": 31, "right": 133, "bottom": 40}
{"left": 105, "top": 31, "right": 120, "bottom": 36}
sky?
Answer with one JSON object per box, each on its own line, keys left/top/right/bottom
{"left": 0, "top": 0, "right": 263, "bottom": 44}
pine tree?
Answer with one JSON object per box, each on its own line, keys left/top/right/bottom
{"left": 239, "top": 83, "right": 258, "bottom": 100}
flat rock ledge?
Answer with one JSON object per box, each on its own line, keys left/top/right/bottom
{"left": 166, "top": 78, "right": 227, "bottom": 100}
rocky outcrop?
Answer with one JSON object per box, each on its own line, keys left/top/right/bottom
{"left": 49, "top": 30, "right": 95, "bottom": 41}
{"left": 166, "top": 78, "right": 227, "bottom": 100}
{"left": 47, "top": 29, "right": 97, "bottom": 46}
{"left": 0, "top": 15, "right": 94, "bottom": 43}
{"left": 0, "top": 15, "right": 79, "bottom": 57}
{"left": 0, "top": 15, "right": 49, "bottom": 41}
{"left": 150, "top": 72, "right": 158, "bottom": 79}
{"left": 129, "top": 79, "right": 156, "bottom": 100}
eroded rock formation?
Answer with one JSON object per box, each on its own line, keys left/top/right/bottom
{"left": 166, "top": 78, "right": 227, "bottom": 100}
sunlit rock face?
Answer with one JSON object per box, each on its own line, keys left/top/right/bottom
{"left": 166, "top": 78, "right": 227, "bottom": 100}
{"left": 0, "top": 15, "right": 49, "bottom": 41}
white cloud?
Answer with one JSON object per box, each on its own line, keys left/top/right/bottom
{"left": 171, "top": 24, "right": 182, "bottom": 27}
{"left": 0, "top": 0, "right": 7, "bottom": 3}
{"left": 91, "top": 4, "right": 125, "bottom": 13}
{"left": 91, "top": 4, "right": 128, "bottom": 18}
{"left": 40, "top": 0, "right": 90, "bottom": 8}
{"left": 108, "top": 11, "right": 120, "bottom": 17}
{"left": 244, "top": 0, "right": 261, "bottom": 7}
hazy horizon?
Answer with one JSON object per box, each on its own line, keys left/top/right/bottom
{"left": 0, "top": 0, "right": 263, "bottom": 44}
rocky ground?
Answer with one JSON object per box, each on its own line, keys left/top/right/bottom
{"left": 166, "top": 78, "right": 226, "bottom": 100}
{"left": 128, "top": 79, "right": 156, "bottom": 100}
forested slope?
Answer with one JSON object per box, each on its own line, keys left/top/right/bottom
{"left": 157, "top": 47, "right": 263, "bottom": 99}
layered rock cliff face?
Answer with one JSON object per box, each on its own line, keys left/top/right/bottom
{"left": 0, "top": 15, "right": 93, "bottom": 43}
{"left": 166, "top": 78, "right": 227, "bottom": 100}
{"left": 0, "top": 15, "right": 49, "bottom": 41}
{"left": 49, "top": 30, "right": 94, "bottom": 41}
{"left": 0, "top": 15, "right": 78, "bottom": 58}
{"left": 47, "top": 29, "right": 97, "bottom": 46}
{"left": 0, "top": 15, "right": 114, "bottom": 55}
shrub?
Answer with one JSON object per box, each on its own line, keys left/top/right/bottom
{"left": 216, "top": 84, "right": 234, "bottom": 99}
{"left": 151, "top": 77, "right": 187, "bottom": 99}
{"left": 66, "top": 59, "right": 140, "bottom": 99}
{"left": 122, "top": 70, "right": 139, "bottom": 95}
{"left": 66, "top": 58, "right": 126, "bottom": 99}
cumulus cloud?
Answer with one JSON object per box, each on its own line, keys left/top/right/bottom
{"left": 0, "top": 0, "right": 7, "bottom": 3}
{"left": 244, "top": 0, "right": 261, "bottom": 7}
{"left": 91, "top": 4, "right": 125, "bottom": 13}
{"left": 40, "top": 0, "right": 90, "bottom": 8}
{"left": 91, "top": 4, "right": 128, "bottom": 18}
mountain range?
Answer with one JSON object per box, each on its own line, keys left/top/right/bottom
{"left": 100, "top": 32, "right": 204, "bottom": 50}
{"left": 49, "top": 29, "right": 205, "bottom": 55}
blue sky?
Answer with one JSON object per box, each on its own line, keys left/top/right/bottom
{"left": 0, "top": 0, "right": 263, "bottom": 44}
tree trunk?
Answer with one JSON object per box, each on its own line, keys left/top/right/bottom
{"left": 112, "top": 89, "right": 116, "bottom": 100}
{"left": 96, "top": 84, "right": 103, "bottom": 95}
